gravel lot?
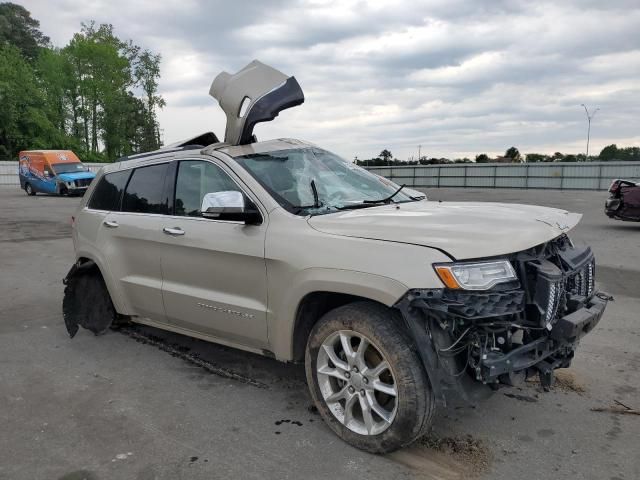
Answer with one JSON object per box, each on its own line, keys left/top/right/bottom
{"left": 1, "top": 187, "right": 638, "bottom": 480}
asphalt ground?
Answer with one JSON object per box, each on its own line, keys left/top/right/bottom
{"left": 0, "top": 187, "right": 638, "bottom": 480}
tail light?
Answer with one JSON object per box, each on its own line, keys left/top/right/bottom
{"left": 608, "top": 180, "right": 620, "bottom": 194}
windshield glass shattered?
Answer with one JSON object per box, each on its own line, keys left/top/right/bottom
{"left": 234, "top": 148, "right": 417, "bottom": 215}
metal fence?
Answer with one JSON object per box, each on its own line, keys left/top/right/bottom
{"left": 365, "top": 161, "right": 640, "bottom": 190}
{"left": 0, "top": 161, "right": 105, "bottom": 186}
{"left": 3, "top": 159, "right": 640, "bottom": 191}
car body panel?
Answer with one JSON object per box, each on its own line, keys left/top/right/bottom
{"left": 307, "top": 200, "right": 581, "bottom": 260}
{"left": 72, "top": 207, "right": 130, "bottom": 315}
{"left": 57, "top": 171, "right": 96, "bottom": 182}
{"left": 159, "top": 213, "right": 269, "bottom": 348}
{"left": 99, "top": 211, "right": 168, "bottom": 322}
{"left": 261, "top": 207, "right": 451, "bottom": 360}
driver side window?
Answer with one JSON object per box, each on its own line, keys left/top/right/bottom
{"left": 174, "top": 160, "right": 241, "bottom": 217}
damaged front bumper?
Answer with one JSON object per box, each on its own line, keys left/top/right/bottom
{"left": 395, "top": 238, "right": 610, "bottom": 407}
{"left": 396, "top": 288, "right": 609, "bottom": 407}
{"left": 481, "top": 293, "right": 607, "bottom": 383}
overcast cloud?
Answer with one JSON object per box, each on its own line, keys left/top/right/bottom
{"left": 24, "top": 0, "right": 640, "bottom": 160}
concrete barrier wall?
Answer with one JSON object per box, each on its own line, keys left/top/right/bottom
{"left": 365, "top": 161, "right": 640, "bottom": 190}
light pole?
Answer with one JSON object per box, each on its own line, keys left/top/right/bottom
{"left": 580, "top": 104, "right": 599, "bottom": 158}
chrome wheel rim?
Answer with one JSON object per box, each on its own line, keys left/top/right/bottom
{"left": 316, "top": 330, "right": 398, "bottom": 435}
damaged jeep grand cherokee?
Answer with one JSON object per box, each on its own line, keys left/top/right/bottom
{"left": 63, "top": 61, "right": 609, "bottom": 453}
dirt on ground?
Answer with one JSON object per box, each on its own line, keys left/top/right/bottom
{"left": 527, "top": 369, "right": 587, "bottom": 394}
{"left": 417, "top": 434, "right": 492, "bottom": 477}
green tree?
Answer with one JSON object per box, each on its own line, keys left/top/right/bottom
{"left": 599, "top": 144, "right": 618, "bottom": 161}
{"left": 135, "top": 49, "right": 165, "bottom": 151}
{"left": 378, "top": 149, "right": 393, "bottom": 163}
{"left": 504, "top": 146, "right": 521, "bottom": 162}
{"left": 0, "top": 45, "right": 62, "bottom": 157}
{"left": 0, "top": 2, "right": 49, "bottom": 60}
{"left": 620, "top": 147, "right": 640, "bottom": 161}
{"left": 475, "top": 153, "right": 490, "bottom": 163}
{"left": 0, "top": 11, "right": 165, "bottom": 163}
{"left": 525, "top": 153, "right": 546, "bottom": 163}
{"left": 36, "top": 48, "right": 73, "bottom": 133}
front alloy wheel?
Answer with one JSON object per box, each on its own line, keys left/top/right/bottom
{"left": 317, "top": 330, "right": 397, "bottom": 435}
{"left": 305, "top": 301, "right": 435, "bottom": 453}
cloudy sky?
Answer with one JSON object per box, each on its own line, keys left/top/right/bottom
{"left": 25, "top": 0, "right": 640, "bottom": 160}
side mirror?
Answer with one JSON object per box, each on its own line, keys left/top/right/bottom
{"left": 201, "top": 191, "right": 262, "bottom": 225}
{"left": 44, "top": 170, "right": 51, "bottom": 177}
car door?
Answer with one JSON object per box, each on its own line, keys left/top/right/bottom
{"left": 98, "top": 162, "right": 172, "bottom": 323}
{"left": 159, "top": 158, "right": 269, "bottom": 348}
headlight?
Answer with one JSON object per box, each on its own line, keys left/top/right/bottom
{"left": 67, "top": 181, "right": 75, "bottom": 187}
{"left": 434, "top": 260, "right": 518, "bottom": 290}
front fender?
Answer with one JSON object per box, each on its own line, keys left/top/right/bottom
{"left": 268, "top": 268, "right": 409, "bottom": 361}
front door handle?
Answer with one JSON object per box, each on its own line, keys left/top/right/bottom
{"left": 163, "top": 227, "right": 185, "bottom": 236}
{"left": 103, "top": 220, "right": 119, "bottom": 228}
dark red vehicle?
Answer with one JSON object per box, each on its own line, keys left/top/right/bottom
{"left": 605, "top": 179, "right": 640, "bottom": 221}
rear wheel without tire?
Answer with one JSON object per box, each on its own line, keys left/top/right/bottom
{"left": 62, "top": 270, "right": 116, "bottom": 338}
{"left": 305, "top": 301, "right": 435, "bottom": 453}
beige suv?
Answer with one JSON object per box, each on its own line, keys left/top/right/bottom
{"left": 63, "top": 61, "right": 608, "bottom": 453}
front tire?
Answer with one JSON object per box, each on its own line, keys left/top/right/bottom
{"left": 305, "top": 301, "right": 435, "bottom": 453}
{"left": 25, "top": 183, "right": 36, "bottom": 196}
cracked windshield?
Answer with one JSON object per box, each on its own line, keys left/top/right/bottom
{"left": 235, "top": 148, "right": 414, "bottom": 214}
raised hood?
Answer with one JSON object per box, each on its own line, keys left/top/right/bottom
{"left": 210, "top": 60, "right": 304, "bottom": 146}
{"left": 307, "top": 201, "right": 582, "bottom": 260}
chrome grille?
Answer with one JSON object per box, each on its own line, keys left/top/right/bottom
{"left": 545, "top": 280, "right": 564, "bottom": 328}
{"left": 567, "top": 260, "right": 595, "bottom": 297}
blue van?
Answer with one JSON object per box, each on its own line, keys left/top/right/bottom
{"left": 18, "top": 150, "right": 96, "bottom": 196}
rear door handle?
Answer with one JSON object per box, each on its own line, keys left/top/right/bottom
{"left": 163, "top": 227, "right": 185, "bottom": 236}
{"left": 103, "top": 220, "right": 119, "bottom": 228}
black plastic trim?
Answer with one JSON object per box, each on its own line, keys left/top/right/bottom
{"left": 239, "top": 77, "right": 304, "bottom": 145}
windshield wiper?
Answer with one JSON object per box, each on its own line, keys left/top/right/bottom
{"left": 363, "top": 184, "right": 406, "bottom": 204}
{"left": 334, "top": 203, "right": 382, "bottom": 211}
{"left": 311, "top": 179, "right": 321, "bottom": 208}
{"left": 290, "top": 180, "right": 323, "bottom": 214}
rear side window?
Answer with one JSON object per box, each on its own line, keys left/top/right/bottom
{"left": 122, "top": 163, "right": 169, "bottom": 214}
{"left": 88, "top": 170, "right": 131, "bottom": 211}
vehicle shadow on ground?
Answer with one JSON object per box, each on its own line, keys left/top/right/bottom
{"left": 113, "top": 323, "right": 493, "bottom": 479}
{"left": 115, "top": 323, "right": 307, "bottom": 390}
